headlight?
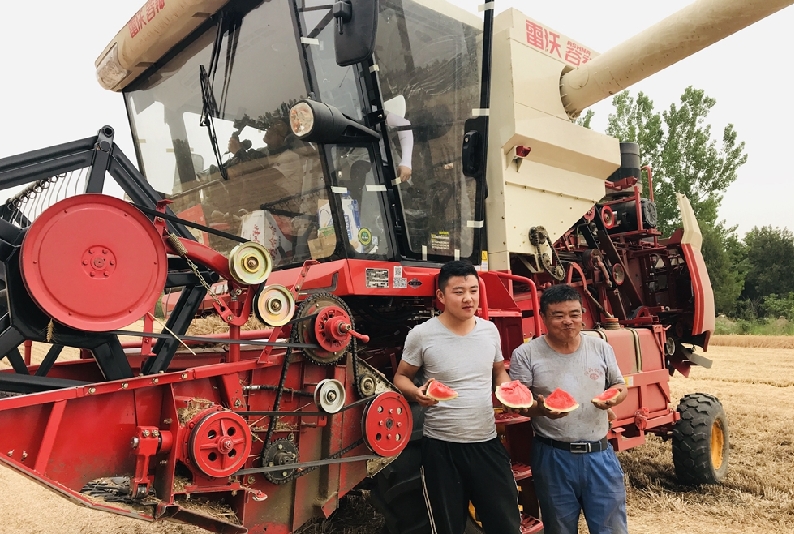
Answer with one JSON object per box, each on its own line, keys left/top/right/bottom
{"left": 289, "top": 101, "right": 315, "bottom": 138}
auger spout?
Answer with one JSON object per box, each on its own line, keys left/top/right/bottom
{"left": 560, "top": 0, "right": 794, "bottom": 117}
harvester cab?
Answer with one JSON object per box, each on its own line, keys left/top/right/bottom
{"left": 112, "top": 0, "right": 489, "bottom": 270}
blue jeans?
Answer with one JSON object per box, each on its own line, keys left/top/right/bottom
{"left": 531, "top": 439, "right": 628, "bottom": 534}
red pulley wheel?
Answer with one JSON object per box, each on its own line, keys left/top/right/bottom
{"left": 363, "top": 391, "right": 413, "bottom": 457}
{"left": 20, "top": 194, "right": 167, "bottom": 331}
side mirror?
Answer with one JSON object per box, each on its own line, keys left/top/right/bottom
{"left": 333, "top": 0, "right": 379, "bottom": 66}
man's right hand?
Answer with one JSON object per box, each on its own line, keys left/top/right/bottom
{"left": 409, "top": 379, "right": 439, "bottom": 408}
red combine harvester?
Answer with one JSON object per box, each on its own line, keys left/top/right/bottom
{"left": 2, "top": 0, "right": 787, "bottom": 532}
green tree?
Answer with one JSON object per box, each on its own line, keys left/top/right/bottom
{"left": 741, "top": 226, "right": 794, "bottom": 311}
{"left": 700, "top": 223, "right": 747, "bottom": 315}
{"left": 606, "top": 87, "right": 747, "bottom": 236}
{"left": 605, "top": 91, "right": 663, "bottom": 202}
{"left": 575, "top": 109, "right": 595, "bottom": 129}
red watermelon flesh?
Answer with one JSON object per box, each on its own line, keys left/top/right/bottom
{"left": 545, "top": 388, "right": 579, "bottom": 413}
{"left": 495, "top": 380, "right": 534, "bottom": 409}
{"left": 426, "top": 379, "right": 458, "bottom": 401}
{"left": 592, "top": 388, "right": 620, "bottom": 404}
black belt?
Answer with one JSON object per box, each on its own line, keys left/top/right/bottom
{"left": 534, "top": 434, "right": 609, "bottom": 454}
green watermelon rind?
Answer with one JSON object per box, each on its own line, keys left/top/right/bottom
{"left": 545, "top": 388, "right": 579, "bottom": 413}
{"left": 426, "top": 379, "right": 458, "bottom": 401}
{"left": 495, "top": 380, "right": 534, "bottom": 409}
{"left": 591, "top": 388, "right": 620, "bottom": 404}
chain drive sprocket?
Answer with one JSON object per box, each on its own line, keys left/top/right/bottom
{"left": 293, "top": 292, "right": 354, "bottom": 365}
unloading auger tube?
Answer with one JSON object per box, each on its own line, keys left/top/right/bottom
{"left": 560, "top": 0, "right": 794, "bottom": 117}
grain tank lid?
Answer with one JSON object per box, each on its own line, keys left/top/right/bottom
{"left": 95, "top": 0, "right": 228, "bottom": 92}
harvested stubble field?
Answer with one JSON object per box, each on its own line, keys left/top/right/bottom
{"left": 1, "top": 335, "right": 792, "bottom": 534}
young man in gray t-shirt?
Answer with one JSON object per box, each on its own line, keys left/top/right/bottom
{"left": 510, "top": 284, "right": 628, "bottom": 534}
{"left": 394, "top": 261, "right": 521, "bottom": 534}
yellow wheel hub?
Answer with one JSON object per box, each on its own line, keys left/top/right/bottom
{"left": 711, "top": 420, "right": 725, "bottom": 470}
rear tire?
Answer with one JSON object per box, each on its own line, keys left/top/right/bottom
{"left": 370, "top": 440, "right": 431, "bottom": 534}
{"left": 672, "top": 393, "right": 729, "bottom": 485}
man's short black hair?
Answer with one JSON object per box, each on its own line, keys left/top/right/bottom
{"left": 539, "top": 284, "right": 582, "bottom": 315}
{"left": 438, "top": 260, "right": 478, "bottom": 292}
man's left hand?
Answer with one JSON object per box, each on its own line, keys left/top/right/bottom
{"left": 592, "top": 398, "right": 617, "bottom": 410}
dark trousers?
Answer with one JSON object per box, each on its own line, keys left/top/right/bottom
{"left": 421, "top": 437, "right": 521, "bottom": 534}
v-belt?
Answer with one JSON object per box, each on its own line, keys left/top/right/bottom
{"left": 235, "top": 394, "right": 374, "bottom": 418}
{"left": 234, "top": 441, "right": 377, "bottom": 477}
{"left": 133, "top": 203, "right": 248, "bottom": 243}
{"left": 108, "top": 312, "right": 321, "bottom": 349}
{"left": 233, "top": 396, "right": 379, "bottom": 477}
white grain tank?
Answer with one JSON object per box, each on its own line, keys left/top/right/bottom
{"left": 486, "top": 0, "right": 794, "bottom": 270}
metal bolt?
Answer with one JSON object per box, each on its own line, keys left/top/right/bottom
{"left": 104, "top": 271, "right": 109, "bottom": 277}
{"left": 234, "top": 399, "right": 241, "bottom": 408}
{"left": 163, "top": 419, "right": 172, "bottom": 425}
{"left": 245, "top": 256, "right": 259, "bottom": 271}
{"left": 152, "top": 429, "right": 160, "bottom": 437}
{"left": 277, "top": 444, "right": 283, "bottom": 450}
{"left": 21, "top": 452, "right": 28, "bottom": 460}
{"left": 379, "top": 421, "right": 384, "bottom": 426}
{"left": 82, "top": 260, "right": 88, "bottom": 265}
{"left": 247, "top": 476, "right": 256, "bottom": 484}
{"left": 88, "top": 387, "right": 96, "bottom": 395}
{"left": 90, "top": 272, "right": 95, "bottom": 277}
{"left": 7, "top": 450, "right": 13, "bottom": 457}
{"left": 121, "top": 383, "right": 128, "bottom": 389}
{"left": 142, "top": 430, "right": 150, "bottom": 438}
{"left": 152, "top": 378, "right": 158, "bottom": 384}
{"left": 131, "top": 437, "right": 140, "bottom": 449}
{"left": 181, "top": 373, "right": 188, "bottom": 379}
{"left": 282, "top": 471, "right": 288, "bottom": 477}
{"left": 326, "top": 390, "right": 337, "bottom": 402}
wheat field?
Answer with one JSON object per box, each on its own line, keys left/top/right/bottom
{"left": 1, "top": 340, "right": 792, "bottom": 533}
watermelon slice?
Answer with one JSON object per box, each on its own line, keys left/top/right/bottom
{"left": 495, "top": 380, "right": 534, "bottom": 409}
{"left": 592, "top": 388, "right": 620, "bottom": 404}
{"left": 426, "top": 379, "right": 458, "bottom": 401}
{"left": 544, "top": 388, "right": 579, "bottom": 413}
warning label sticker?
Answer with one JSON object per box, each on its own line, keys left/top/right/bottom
{"left": 366, "top": 268, "right": 390, "bottom": 289}
{"left": 431, "top": 232, "right": 450, "bottom": 250}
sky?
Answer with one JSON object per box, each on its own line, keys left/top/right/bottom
{"left": 0, "top": 0, "right": 791, "bottom": 236}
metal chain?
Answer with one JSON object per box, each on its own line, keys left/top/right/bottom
{"left": 166, "top": 233, "right": 229, "bottom": 315}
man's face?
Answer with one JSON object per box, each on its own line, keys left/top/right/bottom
{"left": 228, "top": 135, "right": 243, "bottom": 154}
{"left": 437, "top": 275, "right": 479, "bottom": 322}
{"left": 542, "top": 300, "right": 583, "bottom": 344}
{"left": 264, "top": 121, "right": 287, "bottom": 149}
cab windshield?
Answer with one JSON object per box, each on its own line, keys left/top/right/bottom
{"left": 125, "top": 0, "right": 387, "bottom": 268}
{"left": 124, "top": 0, "right": 486, "bottom": 267}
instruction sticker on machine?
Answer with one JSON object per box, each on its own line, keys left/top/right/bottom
{"left": 431, "top": 232, "right": 450, "bottom": 250}
{"left": 366, "top": 268, "right": 390, "bottom": 289}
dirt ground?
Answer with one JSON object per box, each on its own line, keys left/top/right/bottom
{"left": 1, "top": 339, "right": 792, "bottom": 533}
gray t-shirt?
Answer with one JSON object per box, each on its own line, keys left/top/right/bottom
{"left": 509, "top": 334, "right": 624, "bottom": 442}
{"left": 401, "top": 316, "right": 503, "bottom": 443}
